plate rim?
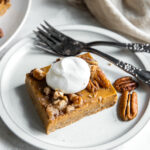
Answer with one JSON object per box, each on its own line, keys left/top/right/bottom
{"left": 0, "top": 24, "right": 150, "bottom": 150}
{"left": 0, "top": 0, "right": 32, "bottom": 52}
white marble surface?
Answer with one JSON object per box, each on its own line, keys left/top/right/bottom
{"left": 0, "top": 0, "right": 150, "bottom": 149}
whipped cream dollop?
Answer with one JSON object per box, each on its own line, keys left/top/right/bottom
{"left": 46, "top": 57, "right": 90, "bottom": 94}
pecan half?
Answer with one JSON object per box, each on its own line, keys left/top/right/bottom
{"left": 83, "top": 57, "right": 98, "bottom": 66}
{"left": 86, "top": 80, "right": 99, "bottom": 93}
{"left": 118, "top": 91, "right": 138, "bottom": 121}
{"left": 114, "top": 76, "right": 138, "bottom": 92}
{"left": 0, "top": 28, "right": 3, "bottom": 38}
{"left": 87, "top": 66, "right": 110, "bottom": 92}
{"left": 95, "top": 68, "right": 110, "bottom": 88}
{"left": 46, "top": 105, "right": 59, "bottom": 120}
{"left": 78, "top": 55, "right": 98, "bottom": 66}
{"left": 90, "top": 65, "right": 98, "bottom": 79}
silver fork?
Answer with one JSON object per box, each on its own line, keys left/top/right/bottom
{"left": 34, "top": 21, "right": 150, "bottom": 86}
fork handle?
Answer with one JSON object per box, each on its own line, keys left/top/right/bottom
{"left": 86, "top": 41, "right": 150, "bottom": 53}
{"left": 85, "top": 47, "right": 150, "bottom": 85}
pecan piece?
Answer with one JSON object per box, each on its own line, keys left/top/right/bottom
{"left": 46, "top": 105, "right": 59, "bottom": 120}
{"left": 66, "top": 105, "right": 75, "bottom": 113}
{"left": 83, "top": 57, "right": 98, "bottom": 66}
{"left": 0, "top": 28, "right": 4, "bottom": 38}
{"left": 87, "top": 66, "right": 110, "bottom": 92}
{"left": 118, "top": 91, "right": 138, "bottom": 121}
{"left": 90, "top": 65, "right": 98, "bottom": 79}
{"left": 94, "top": 68, "right": 111, "bottom": 88}
{"left": 43, "top": 86, "right": 51, "bottom": 96}
{"left": 114, "top": 76, "right": 138, "bottom": 92}
{"left": 31, "top": 68, "right": 46, "bottom": 80}
{"left": 86, "top": 80, "right": 99, "bottom": 93}
{"left": 53, "top": 90, "right": 64, "bottom": 99}
{"left": 54, "top": 99, "right": 68, "bottom": 111}
{"left": 78, "top": 55, "right": 98, "bottom": 66}
{"left": 68, "top": 94, "right": 83, "bottom": 107}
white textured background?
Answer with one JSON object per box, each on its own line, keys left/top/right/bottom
{"left": 0, "top": 0, "right": 150, "bottom": 149}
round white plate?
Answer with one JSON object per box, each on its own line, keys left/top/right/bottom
{"left": 0, "top": 0, "right": 31, "bottom": 51}
{"left": 0, "top": 25, "right": 150, "bottom": 150}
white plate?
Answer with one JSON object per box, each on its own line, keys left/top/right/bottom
{"left": 0, "top": 0, "right": 31, "bottom": 51}
{"left": 0, "top": 25, "right": 150, "bottom": 150}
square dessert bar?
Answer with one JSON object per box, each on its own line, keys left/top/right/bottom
{"left": 25, "top": 53, "right": 117, "bottom": 134}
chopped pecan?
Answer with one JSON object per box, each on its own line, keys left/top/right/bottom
{"left": 53, "top": 99, "right": 60, "bottom": 105}
{"left": 53, "top": 90, "right": 64, "bottom": 99}
{"left": 73, "top": 97, "right": 83, "bottom": 107}
{"left": 46, "top": 105, "right": 59, "bottom": 120}
{"left": 63, "top": 95, "right": 68, "bottom": 103}
{"left": 66, "top": 105, "right": 75, "bottom": 113}
{"left": 90, "top": 65, "right": 98, "bottom": 72}
{"left": 118, "top": 91, "right": 138, "bottom": 121}
{"left": 31, "top": 68, "right": 46, "bottom": 80}
{"left": 54, "top": 100, "right": 67, "bottom": 111}
{"left": 68, "top": 94, "right": 83, "bottom": 107}
{"left": 43, "top": 86, "right": 51, "bottom": 96}
{"left": 114, "top": 76, "right": 138, "bottom": 92}
{"left": 40, "top": 97, "right": 49, "bottom": 107}
{"left": 68, "top": 94, "right": 76, "bottom": 101}
{"left": 52, "top": 94, "right": 68, "bottom": 111}
{"left": 88, "top": 94, "right": 92, "bottom": 98}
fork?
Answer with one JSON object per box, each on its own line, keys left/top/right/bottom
{"left": 34, "top": 21, "right": 150, "bottom": 86}
{"left": 35, "top": 23, "right": 150, "bottom": 53}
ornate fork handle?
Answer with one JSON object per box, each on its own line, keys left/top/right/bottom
{"left": 85, "top": 47, "right": 150, "bottom": 85}
{"left": 86, "top": 41, "right": 150, "bottom": 53}
{"left": 127, "top": 43, "right": 150, "bottom": 52}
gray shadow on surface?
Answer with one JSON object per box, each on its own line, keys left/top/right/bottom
{"left": 14, "top": 84, "right": 45, "bottom": 134}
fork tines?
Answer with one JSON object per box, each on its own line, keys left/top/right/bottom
{"left": 34, "top": 21, "right": 77, "bottom": 56}
{"left": 35, "top": 21, "right": 70, "bottom": 46}
{"left": 34, "top": 21, "right": 63, "bottom": 54}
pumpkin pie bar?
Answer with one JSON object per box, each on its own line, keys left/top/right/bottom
{"left": 25, "top": 53, "right": 117, "bottom": 134}
{"left": 0, "top": 0, "right": 11, "bottom": 16}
